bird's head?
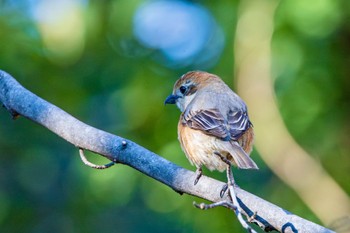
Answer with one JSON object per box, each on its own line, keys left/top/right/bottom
{"left": 164, "top": 71, "right": 222, "bottom": 112}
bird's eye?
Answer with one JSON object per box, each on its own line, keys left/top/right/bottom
{"left": 179, "top": 85, "right": 187, "bottom": 94}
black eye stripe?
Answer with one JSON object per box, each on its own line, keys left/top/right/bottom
{"left": 186, "top": 85, "right": 197, "bottom": 95}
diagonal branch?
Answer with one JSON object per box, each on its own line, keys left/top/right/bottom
{"left": 0, "top": 70, "right": 334, "bottom": 233}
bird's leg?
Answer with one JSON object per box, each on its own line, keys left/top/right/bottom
{"left": 193, "top": 157, "right": 257, "bottom": 232}
{"left": 225, "top": 164, "right": 256, "bottom": 232}
{"left": 213, "top": 152, "right": 234, "bottom": 197}
{"left": 194, "top": 166, "right": 203, "bottom": 185}
{"left": 226, "top": 164, "right": 236, "bottom": 187}
{"left": 214, "top": 152, "right": 253, "bottom": 229}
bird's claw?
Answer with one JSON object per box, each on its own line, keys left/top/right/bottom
{"left": 194, "top": 167, "right": 203, "bottom": 185}
{"left": 220, "top": 184, "right": 228, "bottom": 198}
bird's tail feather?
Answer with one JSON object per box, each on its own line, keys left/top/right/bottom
{"left": 229, "top": 142, "right": 258, "bottom": 169}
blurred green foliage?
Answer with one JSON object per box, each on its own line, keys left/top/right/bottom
{"left": 0, "top": 0, "right": 349, "bottom": 232}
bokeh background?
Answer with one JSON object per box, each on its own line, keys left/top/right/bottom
{"left": 0, "top": 0, "right": 349, "bottom": 232}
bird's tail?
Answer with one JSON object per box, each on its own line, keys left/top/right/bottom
{"left": 228, "top": 142, "right": 259, "bottom": 169}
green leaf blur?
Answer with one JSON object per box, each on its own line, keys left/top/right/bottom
{"left": 0, "top": 0, "right": 349, "bottom": 232}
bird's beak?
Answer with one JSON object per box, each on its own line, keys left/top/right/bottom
{"left": 164, "top": 94, "right": 179, "bottom": 105}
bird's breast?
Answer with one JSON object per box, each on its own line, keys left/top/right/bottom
{"left": 177, "top": 122, "right": 231, "bottom": 172}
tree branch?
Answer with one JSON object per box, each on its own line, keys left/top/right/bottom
{"left": 0, "top": 70, "right": 334, "bottom": 233}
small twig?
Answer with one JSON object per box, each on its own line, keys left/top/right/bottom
{"left": 248, "top": 211, "right": 258, "bottom": 223}
{"left": 79, "top": 148, "right": 115, "bottom": 169}
{"left": 193, "top": 200, "right": 237, "bottom": 211}
{"left": 193, "top": 196, "right": 257, "bottom": 233}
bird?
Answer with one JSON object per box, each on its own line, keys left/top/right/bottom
{"left": 165, "top": 71, "right": 258, "bottom": 189}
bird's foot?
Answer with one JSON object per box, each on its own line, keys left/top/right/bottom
{"left": 194, "top": 167, "right": 203, "bottom": 185}
{"left": 220, "top": 182, "right": 240, "bottom": 198}
{"left": 220, "top": 184, "right": 228, "bottom": 198}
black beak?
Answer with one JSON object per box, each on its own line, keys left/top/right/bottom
{"left": 164, "top": 94, "right": 179, "bottom": 105}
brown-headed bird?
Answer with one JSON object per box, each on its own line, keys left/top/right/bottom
{"left": 165, "top": 71, "right": 258, "bottom": 188}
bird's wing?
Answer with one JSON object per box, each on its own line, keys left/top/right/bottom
{"left": 227, "top": 110, "right": 251, "bottom": 140}
{"left": 183, "top": 109, "right": 251, "bottom": 141}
